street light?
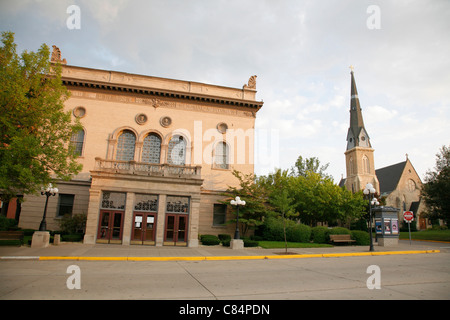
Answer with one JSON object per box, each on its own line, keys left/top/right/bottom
{"left": 363, "top": 183, "right": 379, "bottom": 252}
{"left": 39, "top": 183, "right": 58, "bottom": 231}
{"left": 230, "top": 196, "right": 246, "bottom": 240}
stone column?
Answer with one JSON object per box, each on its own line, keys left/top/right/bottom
{"left": 188, "top": 195, "right": 200, "bottom": 247}
{"left": 122, "top": 192, "right": 135, "bottom": 245}
{"left": 83, "top": 189, "right": 101, "bottom": 244}
{"left": 155, "top": 194, "right": 166, "bottom": 246}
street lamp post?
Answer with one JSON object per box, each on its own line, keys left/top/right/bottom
{"left": 39, "top": 183, "right": 58, "bottom": 231}
{"left": 230, "top": 196, "right": 246, "bottom": 240}
{"left": 363, "top": 183, "right": 379, "bottom": 252}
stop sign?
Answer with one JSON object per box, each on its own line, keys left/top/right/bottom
{"left": 403, "top": 211, "right": 414, "bottom": 222}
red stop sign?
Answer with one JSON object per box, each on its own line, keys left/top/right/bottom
{"left": 403, "top": 211, "right": 414, "bottom": 222}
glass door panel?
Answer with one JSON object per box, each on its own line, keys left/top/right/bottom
{"left": 144, "top": 215, "right": 155, "bottom": 241}
{"left": 165, "top": 215, "right": 175, "bottom": 243}
{"left": 97, "top": 211, "right": 123, "bottom": 244}
{"left": 177, "top": 215, "right": 187, "bottom": 245}
{"left": 98, "top": 212, "right": 110, "bottom": 241}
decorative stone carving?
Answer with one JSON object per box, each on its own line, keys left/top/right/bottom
{"left": 160, "top": 116, "right": 172, "bottom": 128}
{"left": 73, "top": 106, "right": 86, "bottom": 118}
{"left": 135, "top": 113, "right": 148, "bottom": 125}
{"left": 216, "top": 122, "right": 228, "bottom": 134}
{"left": 51, "top": 45, "right": 67, "bottom": 64}
{"left": 243, "top": 75, "right": 257, "bottom": 89}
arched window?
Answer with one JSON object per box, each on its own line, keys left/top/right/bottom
{"left": 115, "top": 130, "right": 136, "bottom": 161}
{"left": 70, "top": 128, "right": 85, "bottom": 156}
{"left": 142, "top": 133, "right": 162, "bottom": 164}
{"left": 167, "top": 135, "right": 186, "bottom": 165}
{"left": 363, "top": 155, "right": 370, "bottom": 174}
{"left": 214, "top": 142, "right": 229, "bottom": 169}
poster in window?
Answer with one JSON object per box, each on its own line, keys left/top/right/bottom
{"left": 375, "top": 219, "right": 382, "bottom": 234}
{"left": 384, "top": 218, "right": 391, "bottom": 234}
{"left": 391, "top": 219, "right": 399, "bottom": 234}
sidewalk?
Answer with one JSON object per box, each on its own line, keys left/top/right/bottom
{"left": 0, "top": 240, "right": 444, "bottom": 261}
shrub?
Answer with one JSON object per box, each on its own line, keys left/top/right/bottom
{"left": 258, "top": 217, "right": 311, "bottom": 243}
{"left": 200, "top": 234, "right": 220, "bottom": 246}
{"left": 311, "top": 226, "right": 330, "bottom": 243}
{"left": 218, "top": 234, "right": 231, "bottom": 242}
{"left": 243, "top": 239, "right": 259, "bottom": 247}
{"left": 351, "top": 230, "right": 370, "bottom": 245}
{"left": 221, "top": 239, "right": 231, "bottom": 247}
{"left": 329, "top": 227, "right": 351, "bottom": 235}
{"left": 0, "top": 216, "right": 17, "bottom": 231}
{"left": 286, "top": 223, "right": 311, "bottom": 243}
{"left": 61, "top": 234, "right": 83, "bottom": 242}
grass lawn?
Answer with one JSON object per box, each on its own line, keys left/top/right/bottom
{"left": 399, "top": 229, "right": 450, "bottom": 242}
{"left": 258, "top": 241, "right": 333, "bottom": 249}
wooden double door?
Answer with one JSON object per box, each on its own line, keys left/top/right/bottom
{"left": 97, "top": 210, "right": 124, "bottom": 244}
{"left": 164, "top": 214, "right": 188, "bottom": 246}
{"left": 131, "top": 212, "right": 156, "bottom": 245}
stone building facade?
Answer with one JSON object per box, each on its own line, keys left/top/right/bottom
{"left": 14, "top": 51, "right": 263, "bottom": 247}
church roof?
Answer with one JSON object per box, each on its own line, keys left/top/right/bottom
{"left": 346, "top": 69, "right": 371, "bottom": 150}
{"left": 375, "top": 161, "right": 407, "bottom": 195}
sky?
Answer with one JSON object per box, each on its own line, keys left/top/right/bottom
{"left": 1, "top": 0, "right": 449, "bottom": 183}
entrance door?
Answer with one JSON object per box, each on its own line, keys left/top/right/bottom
{"left": 131, "top": 213, "right": 156, "bottom": 245}
{"left": 97, "top": 210, "right": 124, "bottom": 244}
{"left": 164, "top": 214, "right": 188, "bottom": 246}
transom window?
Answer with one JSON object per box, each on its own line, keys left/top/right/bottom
{"left": 116, "top": 130, "right": 136, "bottom": 161}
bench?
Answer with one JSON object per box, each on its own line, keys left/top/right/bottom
{"left": 0, "top": 231, "right": 24, "bottom": 246}
{"left": 329, "top": 234, "right": 356, "bottom": 244}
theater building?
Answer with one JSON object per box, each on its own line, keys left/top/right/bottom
{"left": 14, "top": 48, "right": 263, "bottom": 247}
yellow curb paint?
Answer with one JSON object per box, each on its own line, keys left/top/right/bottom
{"left": 36, "top": 250, "right": 440, "bottom": 262}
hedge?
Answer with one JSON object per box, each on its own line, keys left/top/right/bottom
{"left": 311, "top": 226, "right": 330, "bottom": 244}
{"left": 200, "top": 234, "right": 220, "bottom": 246}
{"left": 258, "top": 217, "right": 311, "bottom": 243}
{"left": 350, "top": 230, "right": 370, "bottom": 245}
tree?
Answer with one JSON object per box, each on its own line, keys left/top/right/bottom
{"left": 421, "top": 145, "right": 450, "bottom": 225}
{"left": 221, "top": 170, "right": 267, "bottom": 237}
{"left": 257, "top": 168, "right": 297, "bottom": 252}
{"left": 0, "top": 31, "right": 82, "bottom": 202}
{"left": 291, "top": 155, "right": 331, "bottom": 179}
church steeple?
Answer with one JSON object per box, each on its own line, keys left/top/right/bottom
{"left": 343, "top": 66, "right": 379, "bottom": 194}
{"left": 346, "top": 67, "right": 371, "bottom": 150}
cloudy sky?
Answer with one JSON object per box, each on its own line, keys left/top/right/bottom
{"left": 1, "top": 0, "right": 449, "bottom": 182}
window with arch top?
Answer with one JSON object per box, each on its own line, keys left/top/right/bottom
{"left": 214, "top": 141, "right": 229, "bottom": 169}
{"left": 142, "top": 133, "right": 162, "bottom": 164}
{"left": 167, "top": 135, "right": 186, "bottom": 165}
{"left": 115, "top": 130, "right": 136, "bottom": 161}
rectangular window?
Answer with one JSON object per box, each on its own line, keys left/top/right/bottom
{"left": 213, "top": 204, "right": 227, "bottom": 226}
{"left": 57, "top": 194, "right": 75, "bottom": 217}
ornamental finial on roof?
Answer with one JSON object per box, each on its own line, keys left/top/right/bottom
{"left": 349, "top": 65, "right": 355, "bottom": 73}
{"left": 244, "top": 75, "right": 257, "bottom": 90}
{"left": 51, "top": 45, "right": 67, "bottom": 64}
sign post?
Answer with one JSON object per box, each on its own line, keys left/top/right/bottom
{"left": 403, "top": 211, "right": 414, "bottom": 245}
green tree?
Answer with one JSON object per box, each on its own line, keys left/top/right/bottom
{"left": 291, "top": 155, "right": 331, "bottom": 179}
{"left": 0, "top": 31, "right": 82, "bottom": 202}
{"left": 221, "top": 170, "right": 267, "bottom": 236}
{"left": 421, "top": 145, "right": 450, "bottom": 225}
{"left": 258, "top": 169, "right": 297, "bottom": 253}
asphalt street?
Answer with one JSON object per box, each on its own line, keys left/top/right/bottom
{"left": 0, "top": 240, "right": 449, "bottom": 301}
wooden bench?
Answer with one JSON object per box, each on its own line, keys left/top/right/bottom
{"left": 329, "top": 234, "right": 356, "bottom": 244}
{"left": 0, "top": 231, "right": 24, "bottom": 246}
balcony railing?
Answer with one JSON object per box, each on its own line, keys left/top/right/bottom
{"left": 93, "top": 158, "right": 202, "bottom": 179}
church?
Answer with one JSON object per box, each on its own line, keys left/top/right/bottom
{"left": 3, "top": 47, "right": 263, "bottom": 247}
{"left": 339, "top": 68, "right": 429, "bottom": 230}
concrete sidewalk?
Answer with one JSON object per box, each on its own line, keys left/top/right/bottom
{"left": 0, "top": 240, "right": 444, "bottom": 261}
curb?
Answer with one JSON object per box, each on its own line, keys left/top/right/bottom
{"left": 0, "top": 249, "right": 439, "bottom": 262}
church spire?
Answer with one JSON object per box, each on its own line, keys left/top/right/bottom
{"left": 346, "top": 67, "right": 371, "bottom": 150}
